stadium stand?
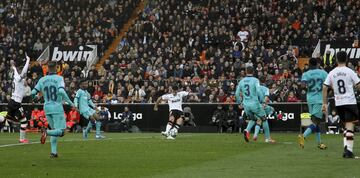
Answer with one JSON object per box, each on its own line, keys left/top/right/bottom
{"left": 1, "top": 0, "right": 360, "bottom": 104}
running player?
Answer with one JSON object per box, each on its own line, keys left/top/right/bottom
{"left": 235, "top": 66, "right": 266, "bottom": 142}
{"left": 154, "top": 85, "right": 193, "bottom": 140}
{"left": 31, "top": 61, "right": 76, "bottom": 158}
{"left": 74, "top": 79, "right": 105, "bottom": 139}
{"left": 4, "top": 54, "right": 30, "bottom": 143}
{"left": 298, "top": 58, "right": 328, "bottom": 149}
{"left": 322, "top": 51, "right": 360, "bottom": 158}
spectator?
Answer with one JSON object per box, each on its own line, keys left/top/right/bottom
{"left": 67, "top": 107, "right": 81, "bottom": 132}
{"left": 210, "top": 105, "right": 226, "bottom": 132}
{"left": 30, "top": 107, "right": 41, "bottom": 128}
{"left": 287, "top": 91, "right": 299, "bottom": 102}
{"left": 225, "top": 105, "right": 239, "bottom": 133}
{"left": 2, "top": 0, "right": 360, "bottom": 104}
{"left": 183, "top": 106, "right": 196, "bottom": 127}
{"left": 327, "top": 110, "right": 340, "bottom": 134}
{"left": 98, "top": 106, "right": 111, "bottom": 121}
{"left": 121, "top": 106, "right": 133, "bottom": 132}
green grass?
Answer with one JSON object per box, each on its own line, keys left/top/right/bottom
{"left": 0, "top": 132, "right": 359, "bottom": 178}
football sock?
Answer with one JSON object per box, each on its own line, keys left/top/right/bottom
{"left": 315, "top": 125, "right": 321, "bottom": 144}
{"left": 344, "top": 130, "right": 354, "bottom": 152}
{"left": 254, "top": 124, "right": 261, "bottom": 138}
{"left": 165, "top": 122, "right": 173, "bottom": 133}
{"left": 343, "top": 130, "right": 347, "bottom": 147}
{"left": 174, "top": 124, "right": 180, "bottom": 132}
{"left": 19, "top": 118, "right": 27, "bottom": 140}
{"left": 50, "top": 136, "right": 58, "bottom": 154}
{"left": 85, "top": 121, "right": 92, "bottom": 133}
{"left": 95, "top": 121, "right": 101, "bottom": 136}
{"left": 245, "top": 120, "right": 255, "bottom": 132}
{"left": 303, "top": 124, "right": 316, "bottom": 138}
{"left": 262, "top": 120, "right": 270, "bottom": 139}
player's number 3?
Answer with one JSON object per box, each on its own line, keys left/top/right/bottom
{"left": 244, "top": 84, "right": 250, "bottom": 96}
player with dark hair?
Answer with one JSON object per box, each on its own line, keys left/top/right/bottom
{"left": 235, "top": 66, "right": 266, "bottom": 142}
{"left": 3, "top": 54, "right": 30, "bottom": 143}
{"left": 298, "top": 58, "right": 328, "bottom": 149}
{"left": 323, "top": 51, "right": 360, "bottom": 158}
{"left": 75, "top": 78, "right": 105, "bottom": 139}
{"left": 31, "top": 61, "right": 76, "bottom": 158}
{"left": 154, "top": 85, "right": 194, "bottom": 140}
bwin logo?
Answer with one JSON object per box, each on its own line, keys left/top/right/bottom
{"left": 324, "top": 44, "right": 360, "bottom": 59}
{"left": 113, "top": 112, "right": 143, "bottom": 121}
{"left": 268, "top": 113, "right": 294, "bottom": 121}
{"left": 51, "top": 45, "right": 96, "bottom": 62}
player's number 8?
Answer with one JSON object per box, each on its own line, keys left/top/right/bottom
{"left": 44, "top": 86, "right": 58, "bottom": 101}
{"left": 337, "top": 79, "right": 346, "bottom": 94}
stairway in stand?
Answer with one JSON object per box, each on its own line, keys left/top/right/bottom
{"left": 95, "top": 0, "right": 146, "bottom": 69}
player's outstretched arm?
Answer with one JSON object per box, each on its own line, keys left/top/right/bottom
{"left": 154, "top": 97, "right": 162, "bottom": 111}
{"left": 235, "top": 84, "right": 241, "bottom": 103}
{"left": 88, "top": 98, "right": 96, "bottom": 110}
{"left": 31, "top": 79, "right": 42, "bottom": 100}
{"left": 20, "top": 53, "right": 30, "bottom": 79}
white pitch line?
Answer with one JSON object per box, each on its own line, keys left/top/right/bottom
{"left": 0, "top": 136, "right": 156, "bottom": 148}
{"left": 0, "top": 134, "right": 198, "bottom": 148}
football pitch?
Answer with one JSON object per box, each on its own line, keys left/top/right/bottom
{"left": 0, "top": 132, "right": 359, "bottom": 178}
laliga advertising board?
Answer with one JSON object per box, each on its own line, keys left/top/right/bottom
{"left": 101, "top": 104, "right": 302, "bottom": 132}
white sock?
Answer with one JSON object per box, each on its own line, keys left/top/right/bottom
{"left": 165, "top": 122, "right": 173, "bottom": 133}
{"left": 20, "top": 130, "right": 26, "bottom": 140}
{"left": 173, "top": 124, "right": 180, "bottom": 135}
{"left": 343, "top": 130, "right": 347, "bottom": 147}
{"left": 345, "top": 131, "right": 354, "bottom": 152}
{"left": 19, "top": 118, "right": 27, "bottom": 140}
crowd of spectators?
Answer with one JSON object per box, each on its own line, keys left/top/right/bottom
{"left": 1, "top": 0, "right": 360, "bottom": 104}
{"left": 0, "top": 0, "right": 139, "bottom": 102}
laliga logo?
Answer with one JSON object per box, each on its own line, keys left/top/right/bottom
{"left": 113, "top": 112, "right": 143, "bottom": 121}
{"left": 268, "top": 113, "right": 294, "bottom": 121}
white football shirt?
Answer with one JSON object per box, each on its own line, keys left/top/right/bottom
{"left": 11, "top": 68, "right": 25, "bottom": 103}
{"left": 162, "top": 91, "right": 189, "bottom": 111}
{"left": 324, "top": 66, "right": 360, "bottom": 106}
{"left": 11, "top": 58, "right": 30, "bottom": 103}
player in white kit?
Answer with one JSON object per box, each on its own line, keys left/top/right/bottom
{"left": 154, "top": 85, "right": 192, "bottom": 140}
{"left": 4, "top": 54, "right": 31, "bottom": 143}
{"left": 322, "top": 51, "right": 360, "bottom": 159}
